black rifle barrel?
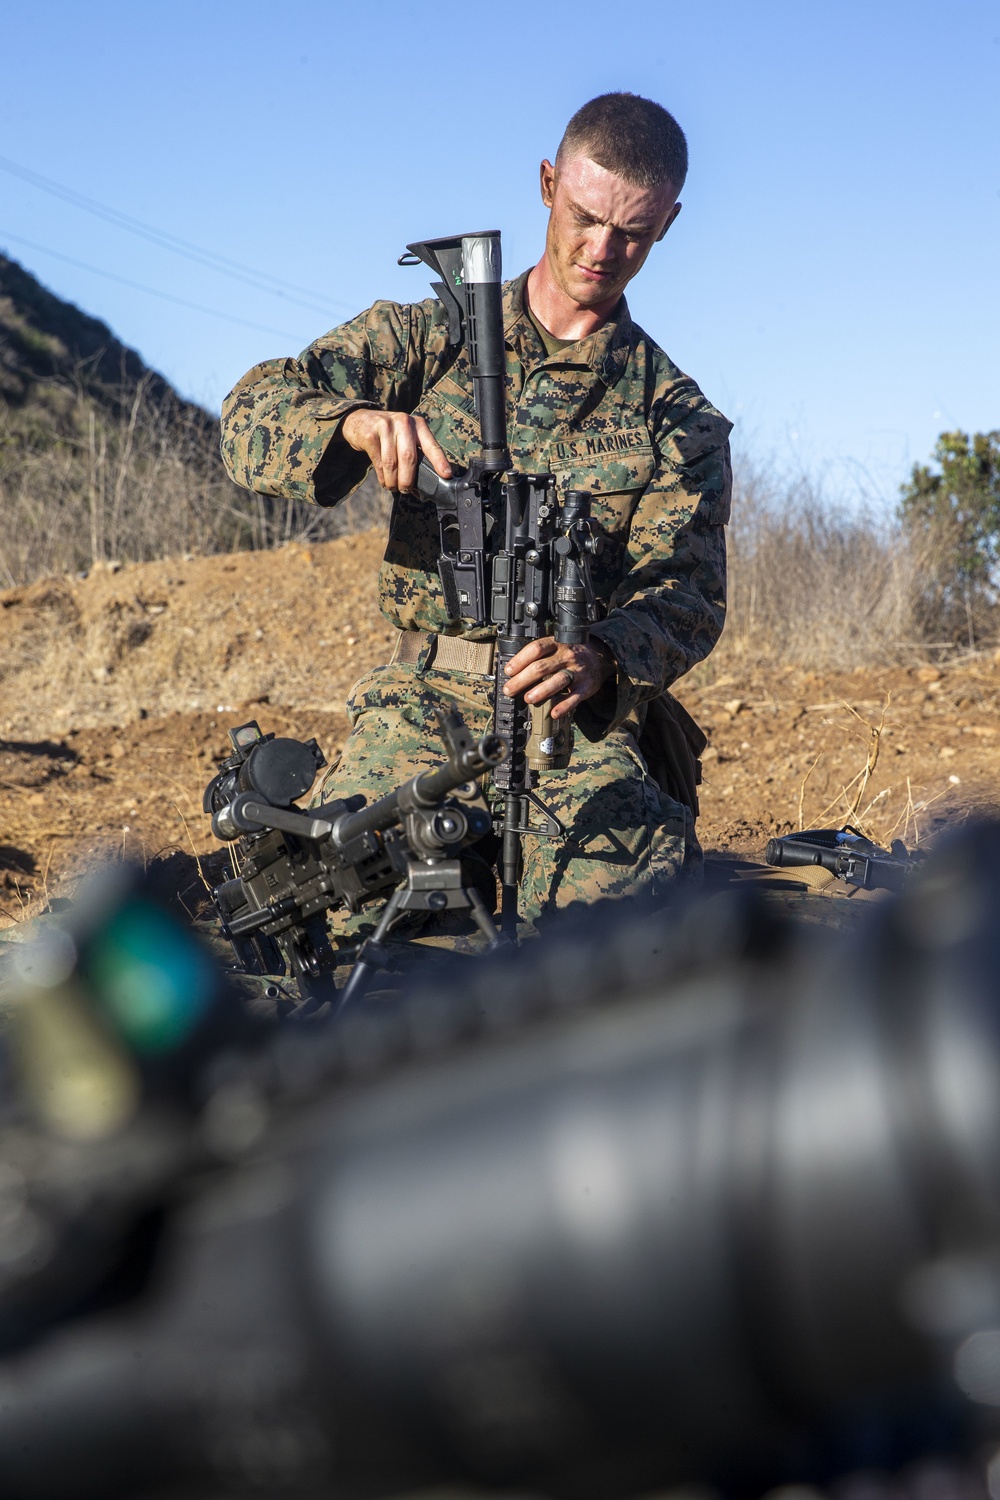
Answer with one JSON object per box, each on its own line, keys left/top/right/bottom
{"left": 332, "top": 733, "right": 506, "bottom": 846}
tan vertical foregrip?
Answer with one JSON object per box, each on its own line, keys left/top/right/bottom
{"left": 526, "top": 700, "right": 573, "bottom": 773}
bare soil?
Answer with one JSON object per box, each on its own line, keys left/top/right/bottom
{"left": 1, "top": 530, "right": 997, "bottom": 926}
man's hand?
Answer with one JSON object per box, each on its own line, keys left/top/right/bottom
{"left": 341, "top": 409, "right": 452, "bottom": 493}
{"left": 504, "top": 637, "right": 615, "bottom": 720}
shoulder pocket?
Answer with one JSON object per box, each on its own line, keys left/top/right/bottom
{"left": 659, "top": 408, "right": 733, "bottom": 526}
{"left": 363, "top": 301, "right": 411, "bottom": 373}
{"left": 661, "top": 407, "right": 733, "bottom": 467}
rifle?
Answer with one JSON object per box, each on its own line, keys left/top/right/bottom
{"left": 203, "top": 708, "right": 506, "bottom": 1007}
{"left": 765, "top": 825, "right": 920, "bottom": 892}
{"left": 399, "top": 232, "right": 603, "bottom": 939}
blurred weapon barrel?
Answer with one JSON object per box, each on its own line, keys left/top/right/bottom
{"left": 2, "top": 825, "right": 1000, "bottom": 1496}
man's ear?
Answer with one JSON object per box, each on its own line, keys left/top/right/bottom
{"left": 539, "top": 158, "right": 556, "bottom": 208}
{"left": 656, "top": 201, "right": 682, "bottom": 242}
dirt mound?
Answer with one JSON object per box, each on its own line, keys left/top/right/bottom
{"left": 0, "top": 530, "right": 392, "bottom": 736}
{"left": 1, "top": 530, "right": 997, "bottom": 925}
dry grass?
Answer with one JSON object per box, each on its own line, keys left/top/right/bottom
{"left": 0, "top": 372, "right": 389, "bottom": 587}
{"left": 778, "top": 689, "right": 961, "bottom": 853}
{"left": 714, "top": 462, "right": 959, "bottom": 673}
{"left": 2, "top": 383, "right": 994, "bottom": 675}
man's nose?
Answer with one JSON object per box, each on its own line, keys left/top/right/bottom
{"left": 586, "top": 225, "right": 616, "bottom": 263}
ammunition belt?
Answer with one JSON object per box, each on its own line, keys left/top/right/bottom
{"left": 390, "top": 630, "right": 496, "bottom": 676}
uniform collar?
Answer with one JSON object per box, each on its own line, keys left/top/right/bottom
{"left": 503, "top": 270, "right": 632, "bottom": 388}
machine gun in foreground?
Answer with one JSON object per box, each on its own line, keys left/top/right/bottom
{"left": 401, "top": 231, "right": 603, "bottom": 938}
{"left": 203, "top": 707, "right": 506, "bottom": 1005}
{"left": 3, "top": 824, "right": 1000, "bottom": 1495}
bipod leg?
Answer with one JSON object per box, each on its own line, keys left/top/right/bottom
{"left": 465, "top": 886, "right": 508, "bottom": 950}
{"left": 338, "top": 888, "right": 405, "bottom": 1012}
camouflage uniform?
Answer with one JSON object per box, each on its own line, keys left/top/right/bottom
{"left": 221, "top": 271, "right": 732, "bottom": 926}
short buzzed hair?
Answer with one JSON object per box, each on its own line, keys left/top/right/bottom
{"left": 556, "top": 92, "right": 688, "bottom": 192}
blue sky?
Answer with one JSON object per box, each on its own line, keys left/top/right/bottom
{"left": 1, "top": 0, "right": 997, "bottom": 506}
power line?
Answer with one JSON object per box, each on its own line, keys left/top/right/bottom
{"left": 0, "top": 229, "right": 311, "bottom": 342}
{"left": 0, "top": 154, "right": 356, "bottom": 317}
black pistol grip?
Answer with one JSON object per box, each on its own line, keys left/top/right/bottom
{"left": 415, "top": 455, "right": 459, "bottom": 510}
{"left": 415, "top": 458, "right": 489, "bottom": 626}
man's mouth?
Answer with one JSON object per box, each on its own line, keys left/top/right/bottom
{"left": 576, "top": 263, "right": 614, "bottom": 281}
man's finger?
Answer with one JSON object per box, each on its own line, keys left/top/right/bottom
{"left": 550, "top": 691, "right": 584, "bottom": 720}
{"left": 396, "top": 421, "right": 419, "bottom": 492}
{"left": 525, "top": 665, "right": 581, "bottom": 702}
{"left": 379, "top": 426, "right": 399, "bottom": 490}
{"left": 505, "top": 638, "right": 556, "bottom": 677}
{"left": 508, "top": 665, "right": 581, "bottom": 706}
{"left": 506, "top": 658, "right": 564, "bottom": 696}
{"left": 415, "top": 417, "right": 453, "bottom": 479}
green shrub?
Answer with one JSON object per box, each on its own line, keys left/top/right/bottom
{"left": 898, "top": 430, "right": 1000, "bottom": 646}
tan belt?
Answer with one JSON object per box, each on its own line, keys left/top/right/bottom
{"left": 390, "top": 630, "right": 496, "bottom": 676}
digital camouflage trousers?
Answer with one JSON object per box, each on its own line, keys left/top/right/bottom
{"left": 309, "top": 661, "right": 700, "bottom": 941}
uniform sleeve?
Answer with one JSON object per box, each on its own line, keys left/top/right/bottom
{"left": 219, "top": 298, "right": 453, "bottom": 506}
{"left": 584, "top": 394, "right": 733, "bottom": 735}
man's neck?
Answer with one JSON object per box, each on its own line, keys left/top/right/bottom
{"left": 525, "top": 257, "right": 619, "bottom": 342}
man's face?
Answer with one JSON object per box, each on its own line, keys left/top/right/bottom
{"left": 540, "top": 152, "right": 681, "bottom": 310}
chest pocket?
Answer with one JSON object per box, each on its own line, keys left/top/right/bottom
{"left": 543, "top": 431, "right": 656, "bottom": 606}
{"left": 547, "top": 432, "right": 656, "bottom": 531}
{"left": 414, "top": 372, "right": 481, "bottom": 467}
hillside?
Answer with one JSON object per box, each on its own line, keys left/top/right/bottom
{"left": 0, "top": 252, "right": 249, "bottom": 586}
{"left": 0, "top": 253, "right": 196, "bottom": 419}
{"left": 0, "top": 530, "right": 997, "bottom": 926}
{"left": 0, "top": 254, "right": 388, "bottom": 588}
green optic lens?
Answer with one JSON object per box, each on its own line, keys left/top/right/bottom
{"left": 85, "top": 902, "right": 215, "bottom": 1056}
